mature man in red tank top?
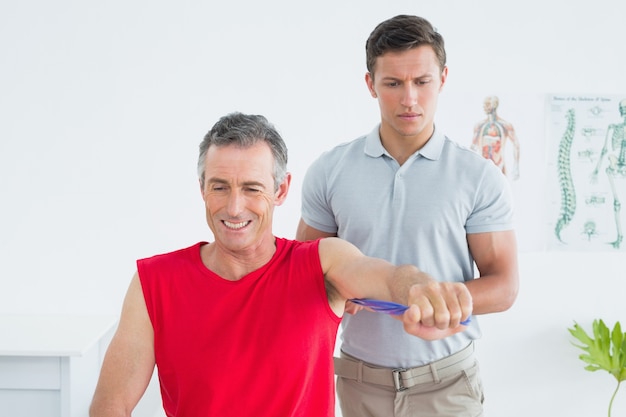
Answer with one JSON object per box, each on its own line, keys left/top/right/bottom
{"left": 89, "top": 112, "right": 472, "bottom": 417}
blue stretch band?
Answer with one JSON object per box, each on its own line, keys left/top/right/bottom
{"left": 349, "top": 298, "right": 471, "bottom": 325}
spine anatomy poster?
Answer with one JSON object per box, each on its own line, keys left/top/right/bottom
{"left": 546, "top": 94, "right": 626, "bottom": 251}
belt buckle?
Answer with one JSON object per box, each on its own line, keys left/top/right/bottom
{"left": 392, "top": 368, "right": 408, "bottom": 392}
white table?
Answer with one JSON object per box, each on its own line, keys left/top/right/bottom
{"left": 0, "top": 314, "right": 118, "bottom": 417}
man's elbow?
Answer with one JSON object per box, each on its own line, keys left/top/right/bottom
{"left": 496, "top": 279, "right": 519, "bottom": 312}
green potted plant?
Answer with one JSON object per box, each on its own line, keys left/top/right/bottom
{"left": 568, "top": 319, "right": 626, "bottom": 417}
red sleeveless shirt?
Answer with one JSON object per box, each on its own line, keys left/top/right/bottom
{"left": 138, "top": 238, "right": 341, "bottom": 416}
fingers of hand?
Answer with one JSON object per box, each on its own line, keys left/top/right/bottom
{"left": 437, "top": 283, "right": 473, "bottom": 328}
{"left": 407, "top": 282, "right": 472, "bottom": 329}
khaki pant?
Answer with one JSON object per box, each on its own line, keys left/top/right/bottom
{"left": 335, "top": 345, "right": 484, "bottom": 417}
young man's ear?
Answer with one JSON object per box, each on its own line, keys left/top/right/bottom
{"left": 439, "top": 66, "right": 449, "bottom": 92}
{"left": 365, "top": 72, "right": 377, "bottom": 98}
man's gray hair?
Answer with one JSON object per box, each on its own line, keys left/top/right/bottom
{"left": 197, "top": 112, "right": 288, "bottom": 191}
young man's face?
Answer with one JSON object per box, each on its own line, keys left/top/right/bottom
{"left": 200, "top": 142, "right": 289, "bottom": 254}
{"left": 366, "top": 45, "right": 447, "bottom": 146}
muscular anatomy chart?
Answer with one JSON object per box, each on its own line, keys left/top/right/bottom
{"left": 547, "top": 95, "right": 626, "bottom": 251}
{"left": 471, "top": 96, "right": 521, "bottom": 180}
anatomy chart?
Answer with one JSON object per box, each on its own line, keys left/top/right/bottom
{"left": 437, "top": 92, "right": 546, "bottom": 252}
{"left": 546, "top": 94, "right": 626, "bottom": 251}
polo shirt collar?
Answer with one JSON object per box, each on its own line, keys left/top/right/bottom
{"left": 364, "top": 124, "right": 445, "bottom": 161}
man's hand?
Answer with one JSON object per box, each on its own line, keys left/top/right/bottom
{"left": 399, "top": 281, "right": 473, "bottom": 340}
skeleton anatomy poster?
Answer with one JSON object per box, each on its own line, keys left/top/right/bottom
{"left": 546, "top": 94, "right": 626, "bottom": 251}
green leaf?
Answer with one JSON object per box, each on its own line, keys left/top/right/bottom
{"left": 568, "top": 320, "right": 626, "bottom": 383}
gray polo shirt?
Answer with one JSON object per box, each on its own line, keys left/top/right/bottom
{"left": 301, "top": 125, "right": 514, "bottom": 367}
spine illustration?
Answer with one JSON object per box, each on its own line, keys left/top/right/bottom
{"left": 555, "top": 108, "right": 576, "bottom": 242}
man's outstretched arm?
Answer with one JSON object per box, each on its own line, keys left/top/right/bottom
{"left": 319, "top": 237, "right": 472, "bottom": 340}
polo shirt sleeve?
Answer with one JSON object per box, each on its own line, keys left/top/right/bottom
{"left": 465, "top": 161, "right": 515, "bottom": 234}
{"left": 300, "top": 154, "right": 339, "bottom": 234}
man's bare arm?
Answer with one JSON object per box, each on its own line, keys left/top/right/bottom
{"left": 465, "top": 230, "right": 519, "bottom": 315}
{"left": 319, "top": 237, "right": 472, "bottom": 340}
{"left": 89, "top": 274, "right": 156, "bottom": 417}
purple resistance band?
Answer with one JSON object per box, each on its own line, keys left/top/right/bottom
{"left": 349, "top": 298, "right": 471, "bottom": 325}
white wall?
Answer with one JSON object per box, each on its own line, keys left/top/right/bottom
{"left": 1, "top": 0, "right": 625, "bottom": 416}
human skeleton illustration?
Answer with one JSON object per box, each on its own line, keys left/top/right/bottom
{"left": 591, "top": 99, "right": 626, "bottom": 248}
{"left": 471, "top": 96, "right": 521, "bottom": 180}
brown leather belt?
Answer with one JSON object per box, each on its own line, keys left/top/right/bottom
{"left": 334, "top": 342, "right": 475, "bottom": 392}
